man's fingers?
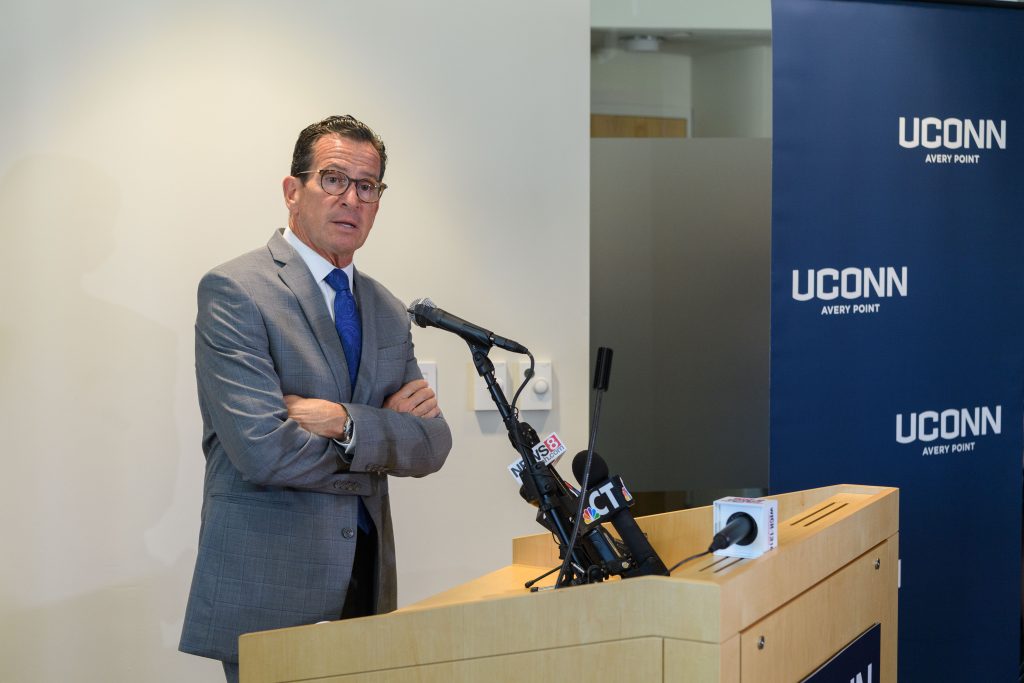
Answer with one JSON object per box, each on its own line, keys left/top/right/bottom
{"left": 410, "top": 396, "right": 438, "bottom": 417}
{"left": 399, "top": 379, "right": 428, "bottom": 397}
{"left": 384, "top": 381, "right": 438, "bottom": 415}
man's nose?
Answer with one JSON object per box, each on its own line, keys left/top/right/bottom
{"left": 337, "top": 181, "right": 361, "bottom": 204}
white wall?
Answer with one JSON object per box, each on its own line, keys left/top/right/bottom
{"left": 0, "top": 2, "right": 589, "bottom": 681}
{"left": 591, "top": 51, "right": 692, "bottom": 120}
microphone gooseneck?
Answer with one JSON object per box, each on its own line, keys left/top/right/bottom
{"left": 407, "top": 298, "right": 530, "bottom": 354}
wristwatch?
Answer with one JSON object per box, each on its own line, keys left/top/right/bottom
{"left": 339, "top": 414, "right": 354, "bottom": 445}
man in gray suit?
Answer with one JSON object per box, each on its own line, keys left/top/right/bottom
{"left": 179, "top": 115, "right": 452, "bottom": 682}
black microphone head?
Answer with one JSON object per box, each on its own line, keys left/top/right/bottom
{"left": 571, "top": 450, "right": 610, "bottom": 488}
{"left": 407, "top": 297, "right": 436, "bottom": 327}
{"left": 593, "top": 346, "right": 613, "bottom": 391}
{"left": 708, "top": 511, "right": 758, "bottom": 553}
{"left": 729, "top": 512, "right": 758, "bottom": 546}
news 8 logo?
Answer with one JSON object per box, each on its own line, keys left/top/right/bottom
{"left": 508, "top": 433, "right": 568, "bottom": 485}
{"left": 532, "top": 433, "right": 566, "bottom": 465}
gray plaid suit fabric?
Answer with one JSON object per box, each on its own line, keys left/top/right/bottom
{"left": 179, "top": 230, "right": 451, "bottom": 663}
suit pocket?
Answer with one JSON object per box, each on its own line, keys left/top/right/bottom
{"left": 377, "top": 340, "right": 411, "bottom": 361}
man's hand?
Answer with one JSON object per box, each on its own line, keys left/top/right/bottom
{"left": 283, "top": 395, "right": 349, "bottom": 439}
{"left": 383, "top": 379, "right": 440, "bottom": 418}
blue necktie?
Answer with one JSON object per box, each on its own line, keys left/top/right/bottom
{"left": 324, "top": 269, "right": 372, "bottom": 535}
{"left": 325, "top": 269, "right": 362, "bottom": 387}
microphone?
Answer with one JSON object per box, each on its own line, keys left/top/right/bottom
{"left": 710, "top": 497, "right": 778, "bottom": 559}
{"left": 572, "top": 451, "right": 669, "bottom": 577}
{"left": 709, "top": 513, "right": 756, "bottom": 552}
{"left": 407, "top": 298, "right": 529, "bottom": 354}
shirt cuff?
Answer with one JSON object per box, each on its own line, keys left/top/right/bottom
{"left": 332, "top": 422, "right": 356, "bottom": 462}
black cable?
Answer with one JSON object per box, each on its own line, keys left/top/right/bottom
{"left": 506, "top": 352, "right": 533, "bottom": 467}
{"left": 525, "top": 564, "right": 560, "bottom": 589}
{"left": 507, "top": 352, "right": 536, "bottom": 490}
{"left": 668, "top": 549, "right": 712, "bottom": 574}
{"left": 509, "top": 352, "right": 535, "bottom": 413}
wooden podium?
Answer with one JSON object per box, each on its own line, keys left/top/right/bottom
{"left": 239, "top": 484, "right": 898, "bottom": 682}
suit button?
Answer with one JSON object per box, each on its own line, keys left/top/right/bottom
{"left": 342, "top": 527, "right": 355, "bottom": 539}
{"left": 333, "top": 481, "right": 344, "bottom": 490}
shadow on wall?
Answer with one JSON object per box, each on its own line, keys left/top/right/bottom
{"left": 0, "top": 156, "right": 201, "bottom": 681}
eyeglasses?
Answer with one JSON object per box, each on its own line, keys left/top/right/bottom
{"left": 296, "top": 169, "right": 387, "bottom": 203}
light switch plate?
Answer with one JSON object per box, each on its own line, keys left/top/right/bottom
{"left": 515, "top": 360, "right": 552, "bottom": 411}
{"left": 418, "top": 361, "right": 438, "bottom": 398}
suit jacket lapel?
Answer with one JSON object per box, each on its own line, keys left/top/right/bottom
{"left": 268, "top": 231, "right": 354, "bottom": 400}
{"left": 352, "top": 268, "right": 377, "bottom": 405}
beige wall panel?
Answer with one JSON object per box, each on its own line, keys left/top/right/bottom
{"left": 0, "top": 2, "right": 589, "bottom": 682}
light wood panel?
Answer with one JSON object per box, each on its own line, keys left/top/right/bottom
{"left": 664, "top": 634, "right": 740, "bottom": 683}
{"left": 315, "top": 638, "right": 665, "bottom": 683}
{"left": 591, "top": 114, "right": 688, "bottom": 138}
{"left": 739, "top": 537, "right": 898, "bottom": 682}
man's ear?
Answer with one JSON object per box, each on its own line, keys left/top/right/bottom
{"left": 282, "top": 175, "right": 300, "bottom": 210}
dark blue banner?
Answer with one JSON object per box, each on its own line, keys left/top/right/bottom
{"left": 771, "top": 1, "right": 1024, "bottom": 680}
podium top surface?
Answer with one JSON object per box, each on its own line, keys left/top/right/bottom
{"left": 404, "top": 484, "right": 896, "bottom": 633}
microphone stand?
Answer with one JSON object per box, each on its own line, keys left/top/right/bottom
{"left": 468, "top": 343, "right": 597, "bottom": 583}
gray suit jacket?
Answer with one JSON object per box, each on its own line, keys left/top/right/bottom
{"left": 179, "top": 230, "right": 451, "bottom": 662}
